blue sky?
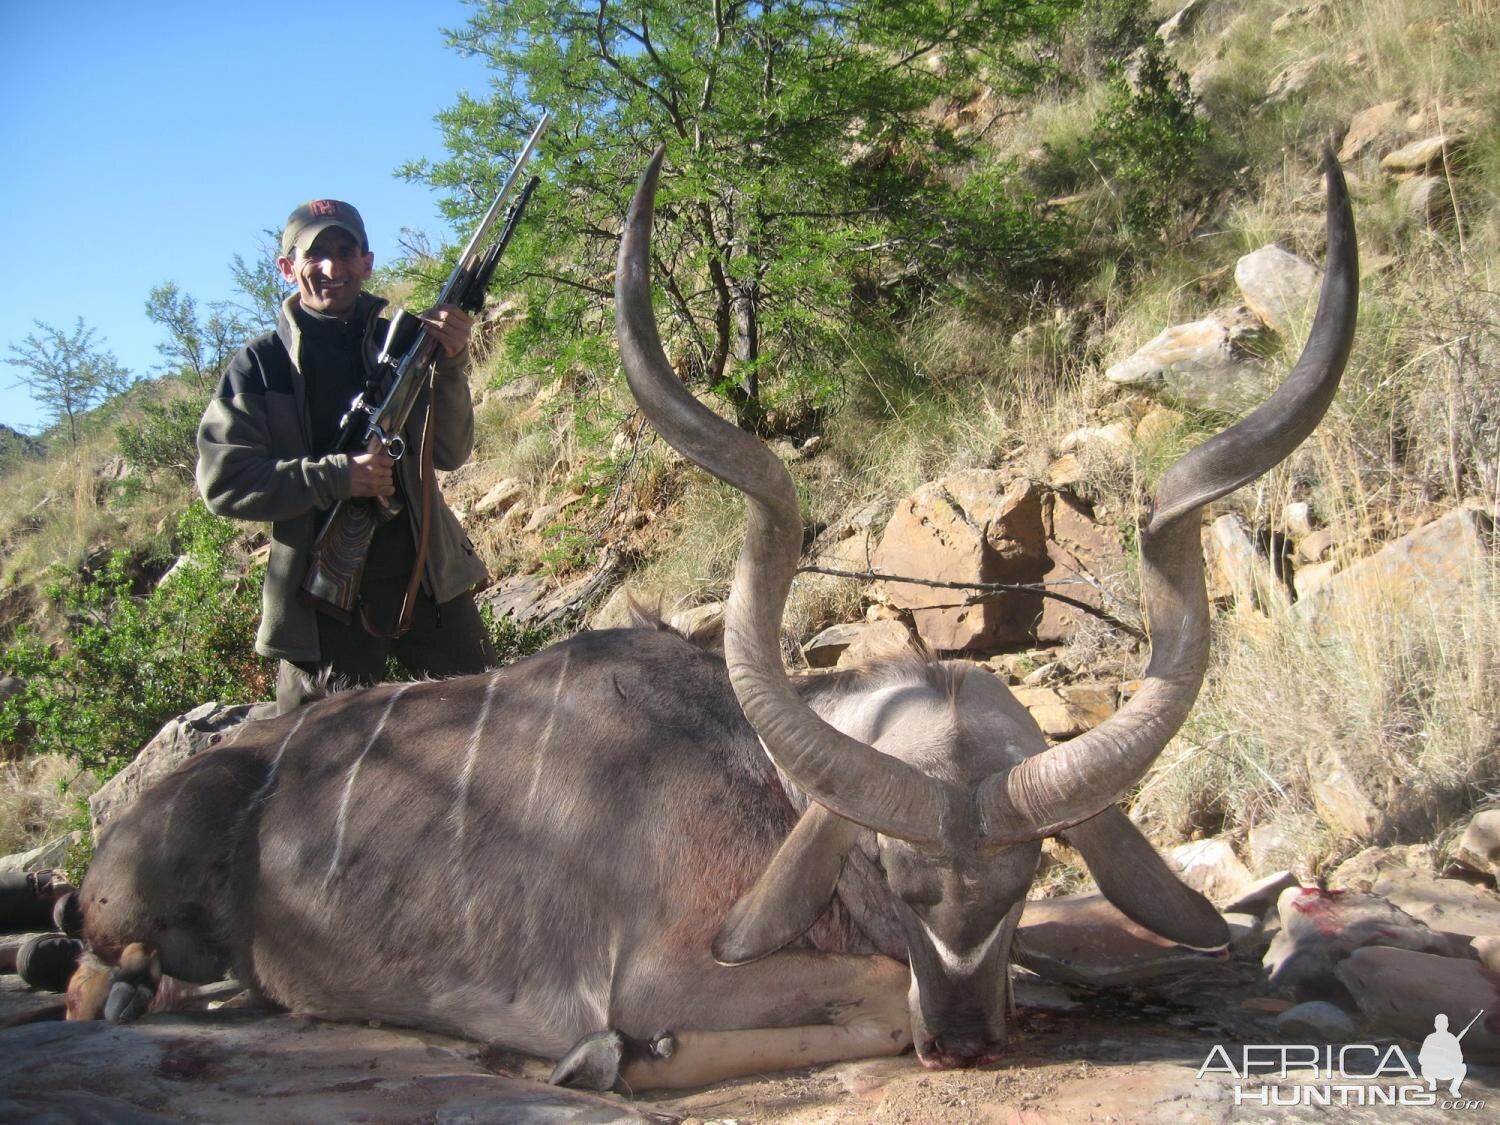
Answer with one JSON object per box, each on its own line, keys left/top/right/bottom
{"left": 0, "top": 1, "right": 495, "bottom": 434}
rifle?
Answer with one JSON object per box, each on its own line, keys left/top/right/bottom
{"left": 301, "top": 112, "right": 549, "bottom": 625}
{"left": 1456, "top": 1010, "right": 1485, "bottom": 1040}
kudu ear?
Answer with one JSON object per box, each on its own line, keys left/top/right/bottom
{"left": 712, "top": 802, "right": 862, "bottom": 965}
{"left": 1061, "top": 805, "right": 1230, "bottom": 950}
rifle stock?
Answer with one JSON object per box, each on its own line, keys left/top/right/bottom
{"left": 299, "top": 113, "right": 548, "bottom": 621}
{"left": 301, "top": 436, "right": 390, "bottom": 623}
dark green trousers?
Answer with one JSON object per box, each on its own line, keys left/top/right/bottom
{"left": 276, "top": 579, "right": 495, "bottom": 713}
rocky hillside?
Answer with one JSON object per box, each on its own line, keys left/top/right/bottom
{"left": 0, "top": 425, "right": 44, "bottom": 467}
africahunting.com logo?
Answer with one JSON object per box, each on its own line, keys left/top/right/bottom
{"left": 1199, "top": 1011, "right": 1487, "bottom": 1109}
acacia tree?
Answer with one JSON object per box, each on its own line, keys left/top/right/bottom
{"left": 145, "top": 283, "right": 250, "bottom": 389}
{"left": 5, "top": 319, "right": 132, "bottom": 446}
{"left": 228, "top": 229, "right": 292, "bottom": 332}
{"left": 411, "top": 0, "right": 1073, "bottom": 431}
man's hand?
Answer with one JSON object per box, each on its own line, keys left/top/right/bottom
{"left": 420, "top": 303, "right": 473, "bottom": 359}
{"left": 349, "top": 450, "right": 395, "bottom": 498}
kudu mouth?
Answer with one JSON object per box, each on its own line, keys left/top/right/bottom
{"left": 917, "top": 1038, "right": 1008, "bottom": 1071}
{"left": 615, "top": 146, "right": 1357, "bottom": 846}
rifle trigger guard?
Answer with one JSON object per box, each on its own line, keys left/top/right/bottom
{"left": 381, "top": 432, "right": 406, "bottom": 461}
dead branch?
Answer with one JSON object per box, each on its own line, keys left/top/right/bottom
{"left": 794, "top": 564, "right": 1146, "bottom": 642}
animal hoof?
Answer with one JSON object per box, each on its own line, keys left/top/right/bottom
{"left": 550, "top": 1030, "right": 627, "bottom": 1091}
{"left": 103, "top": 980, "right": 154, "bottom": 1023}
{"left": 550, "top": 1028, "right": 676, "bottom": 1090}
{"left": 101, "top": 944, "right": 161, "bottom": 1023}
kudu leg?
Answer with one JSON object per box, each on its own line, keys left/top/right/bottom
{"left": 558, "top": 951, "right": 910, "bottom": 1091}
{"left": 65, "top": 953, "right": 112, "bottom": 1020}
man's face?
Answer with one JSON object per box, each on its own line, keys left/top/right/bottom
{"left": 278, "top": 227, "right": 373, "bottom": 317}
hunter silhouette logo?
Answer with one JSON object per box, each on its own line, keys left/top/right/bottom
{"left": 1420, "top": 1011, "right": 1484, "bottom": 1097}
{"left": 1199, "top": 1009, "right": 1489, "bottom": 1109}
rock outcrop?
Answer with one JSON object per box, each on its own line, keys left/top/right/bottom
{"left": 1104, "top": 307, "right": 1273, "bottom": 411}
{"left": 869, "top": 473, "right": 1122, "bottom": 654}
{"left": 88, "top": 701, "right": 275, "bottom": 835}
{"left": 1233, "top": 244, "right": 1321, "bottom": 336}
{"left": 1455, "top": 809, "right": 1500, "bottom": 880}
{"left": 1296, "top": 507, "right": 1493, "bottom": 626}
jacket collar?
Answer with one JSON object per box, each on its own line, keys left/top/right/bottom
{"left": 275, "top": 290, "right": 388, "bottom": 372}
{"left": 275, "top": 291, "right": 390, "bottom": 451}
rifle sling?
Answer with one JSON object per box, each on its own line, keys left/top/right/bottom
{"left": 360, "top": 372, "right": 436, "bottom": 641}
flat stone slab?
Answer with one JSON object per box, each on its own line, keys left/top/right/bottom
{"left": 0, "top": 971, "right": 65, "bottom": 1028}
{"left": 1336, "top": 946, "right": 1500, "bottom": 1062}
{"left": 639, "top": 1005, "right": 1500, "bottom": 1123}
{"left": 6, "top": 991, "right": 1498, "bottom": 1122}
{"left": 1371, "top": 869, "right": 1500, "bottom": 941}
{"left": 0, "top": 1013, "right": 665, "bottom": 1123}
{"left": 1016, "top": 895, "right": 1240, "bottom": 988}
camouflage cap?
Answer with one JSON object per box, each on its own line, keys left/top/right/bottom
{"left": 280, "top": 199, "right": 369, "bottom": 257}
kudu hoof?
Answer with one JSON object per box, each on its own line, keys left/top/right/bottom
{"left": 102, "top": 943, "right": 160, "bottom": 1024}
{"left": 550, "top": 1028, "right": 677, "bottom": 1091}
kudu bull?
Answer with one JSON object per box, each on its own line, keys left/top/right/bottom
{"left": 74, "top": 150, "right": 1357, "bottom": 1091}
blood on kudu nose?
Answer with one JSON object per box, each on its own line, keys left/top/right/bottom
{"left": 918, "top": 1030, "right": 1008, "bottom": 1070}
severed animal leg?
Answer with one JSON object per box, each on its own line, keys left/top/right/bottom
{"left": 557, "top": 951, "right": 911, "bottom": 1092}
{"left": 65, "top": 953, "right": 113, "bottom": 1020}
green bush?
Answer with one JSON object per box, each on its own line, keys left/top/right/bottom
{"left": 115, "top": 393, "right": 207, "bottom": 483}
{"left": 479, "top": 603, "right": 568, "bottom": 666}
{"left": 1089, "top": 41, "right": 1210, "bottom": 235}
{"left": 1056, "top": 0, "right": 1154, "bottom": 82}
{"left": 0, "top": 501, "right": 268, "bottom": 776}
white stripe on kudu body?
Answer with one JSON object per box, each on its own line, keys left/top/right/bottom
{"left": 324, "top": 684, "right": 411, "bottom": 893}
{"left": 232, "top": 709, "right": 311, "bottom": 842}
{"left": 250, "top": 709, "right": 309, "bottom": 811}
{"left": 453, "top": 670, "right": 503, "bottom": 931}
{"left": 523, "top": 649, "right": 570, "bottom": 812}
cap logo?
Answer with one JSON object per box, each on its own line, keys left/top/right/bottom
{"left": 282, "top": 198, "right": 367, "bottom": 257}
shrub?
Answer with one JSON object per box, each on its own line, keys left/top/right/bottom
{"left": 479, "top": 603, "right": 568, "bottom": 666}
{"left": 115, "top": 393, "right": 207, "bottom": 483}
{"left": 0, "top": 501, "right": 268, "bottom": 776}
{"left": 1089, "top": 40, "right": 1211, "bottom": 236}
{"left": 1055, "top": 0, "right": 1154, "bottom": 83}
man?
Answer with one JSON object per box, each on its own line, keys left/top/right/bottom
{"left": 1419, "top": 1012, "right": 1472, "bottom": 1098}
{"left": 198, "top": 199, "right": 494, "bottom": 713}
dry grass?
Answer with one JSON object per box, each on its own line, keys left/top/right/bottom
{"left": 1134, "top": 546, "right": 1498, "bottom": 863}
{"left": 824, "top": 304, "right": 1092, "bottom": 491}
{"left": 0, "top": 436, "right": 153, "bottom": 592}
{"left": 471, "top": 396, "right": 567, "bottom": 494}
{"left": 613, "top": 475, "right": 746, "bottom": 615}
{"left": 0, "top": 755, "right": 90, "bottom": 858}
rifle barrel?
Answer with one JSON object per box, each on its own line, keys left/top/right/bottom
{"left": 1456, "top": 1009, "right": 1485, "bottom": 1040}
{"left": 364, "top": 114, "right": 549, "bottom": 446}
{"left": 437, "top": 113, "right": 550, "bottom": 309}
